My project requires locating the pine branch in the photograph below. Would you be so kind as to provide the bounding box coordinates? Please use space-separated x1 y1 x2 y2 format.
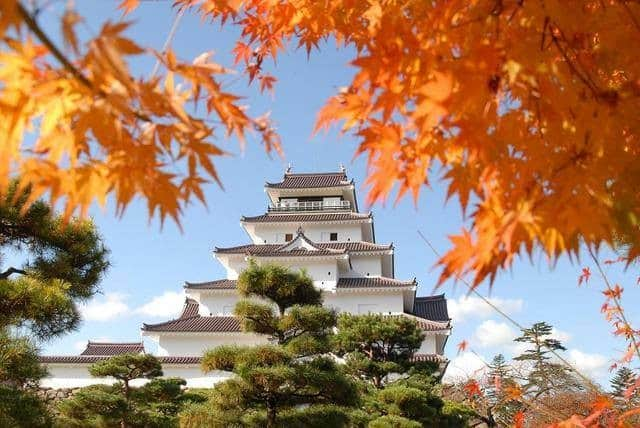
0 267 27 279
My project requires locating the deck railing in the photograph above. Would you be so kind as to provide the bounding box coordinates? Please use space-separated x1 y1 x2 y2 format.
268 200 351 212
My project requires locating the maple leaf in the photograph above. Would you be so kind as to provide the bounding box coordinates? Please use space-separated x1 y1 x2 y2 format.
463 379 482 398
118 0 139 15
457 340 468 355
602 284 623 300
513 411 525 428
578 267 591 286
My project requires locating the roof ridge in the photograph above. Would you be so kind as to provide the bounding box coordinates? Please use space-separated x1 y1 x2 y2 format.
87 341 143 345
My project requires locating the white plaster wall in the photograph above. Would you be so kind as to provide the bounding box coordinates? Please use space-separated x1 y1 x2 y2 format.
223 257 338 290
417 335 437 355
197 294 239 316
41 365 232 389
343 255 382 277
251 223 363 244
161 367 232 388
156 334 267 357
323 291 405 314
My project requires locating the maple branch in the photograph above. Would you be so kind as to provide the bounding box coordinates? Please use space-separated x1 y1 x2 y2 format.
417 230 599 391
17 1 93 89
587 246 640 364
17 2 152 123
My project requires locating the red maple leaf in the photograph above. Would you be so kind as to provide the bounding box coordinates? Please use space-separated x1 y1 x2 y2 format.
578 267 591 286
457 340 468 355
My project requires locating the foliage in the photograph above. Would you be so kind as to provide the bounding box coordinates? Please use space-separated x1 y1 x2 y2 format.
3 0 640 286
513 321 582 398
0 332 51 427
235 259 335 354
0 183 108 426
58 354 203 428
333 313 425 388
0 181 109 338
611 367 637 400
198 263 358 428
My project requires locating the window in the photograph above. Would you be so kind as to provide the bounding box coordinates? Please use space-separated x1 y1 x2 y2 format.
329 232 338 241
285 233 293 242
222 305 234 316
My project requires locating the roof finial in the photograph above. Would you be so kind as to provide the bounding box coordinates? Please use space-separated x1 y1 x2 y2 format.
296 226 304 235
339 163 346 173
286 162 292 174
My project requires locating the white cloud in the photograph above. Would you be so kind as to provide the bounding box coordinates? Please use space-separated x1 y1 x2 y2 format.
443 351 488 383
80 293 130 322
448 296 524 323
135 291 184 318
473 320 517 348
567 349 608 380
550 327 571 344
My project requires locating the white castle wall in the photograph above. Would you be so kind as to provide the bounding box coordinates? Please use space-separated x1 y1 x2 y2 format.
222 257 338 290
323 291 405 314
248 223 363 244
193 293 239 316
41 365 231 389
344 255 383 277
154 333 267 357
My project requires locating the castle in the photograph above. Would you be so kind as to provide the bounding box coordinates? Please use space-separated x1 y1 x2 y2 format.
41 169 451 388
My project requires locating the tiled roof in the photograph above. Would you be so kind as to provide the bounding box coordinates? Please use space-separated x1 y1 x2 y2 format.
391 314 450 332
241 212 371 223
143 296 241 333
215 241 391 256
39 355 202 365
336 277 415 289
142 316 241 333
181 298 200 318
184 279 237 290
158 356 201 364
266 172 351 189
412 294 449 322
80 342 144 356
411 353 448 363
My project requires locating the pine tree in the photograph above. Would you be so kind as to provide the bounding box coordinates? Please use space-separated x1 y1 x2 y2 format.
197 261 358 428
0 181 109 426
58 354 203 428
513 322 581 398
611 366 638 405
333 313 426 388
0 181 109 338
0 332 51 427
484 354 523 427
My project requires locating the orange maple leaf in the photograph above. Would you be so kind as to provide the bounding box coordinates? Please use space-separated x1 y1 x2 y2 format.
513 411 525 428
118 0 139 15
463 379 482 398
457 340 468 355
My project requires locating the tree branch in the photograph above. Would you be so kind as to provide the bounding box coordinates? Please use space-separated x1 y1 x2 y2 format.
0 267 27 279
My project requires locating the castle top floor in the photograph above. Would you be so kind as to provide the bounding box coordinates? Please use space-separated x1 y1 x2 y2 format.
264 169 359 214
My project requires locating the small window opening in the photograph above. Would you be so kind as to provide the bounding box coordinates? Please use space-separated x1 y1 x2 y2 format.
329 232 338 241
285 233 293 242
328 271 331 276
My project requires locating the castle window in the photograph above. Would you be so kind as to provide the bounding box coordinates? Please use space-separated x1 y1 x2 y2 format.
285 233 293 242
330 232 338 241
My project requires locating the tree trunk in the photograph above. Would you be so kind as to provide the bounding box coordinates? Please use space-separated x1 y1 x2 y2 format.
121 380 130 428
266 403 277 428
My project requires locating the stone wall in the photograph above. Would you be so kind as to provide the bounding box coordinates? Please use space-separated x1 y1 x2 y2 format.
36 387 79 414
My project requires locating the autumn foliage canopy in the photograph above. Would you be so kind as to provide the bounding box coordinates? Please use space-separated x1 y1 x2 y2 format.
1 0 639 286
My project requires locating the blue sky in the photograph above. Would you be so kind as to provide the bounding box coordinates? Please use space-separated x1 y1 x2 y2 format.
34 2 639 388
